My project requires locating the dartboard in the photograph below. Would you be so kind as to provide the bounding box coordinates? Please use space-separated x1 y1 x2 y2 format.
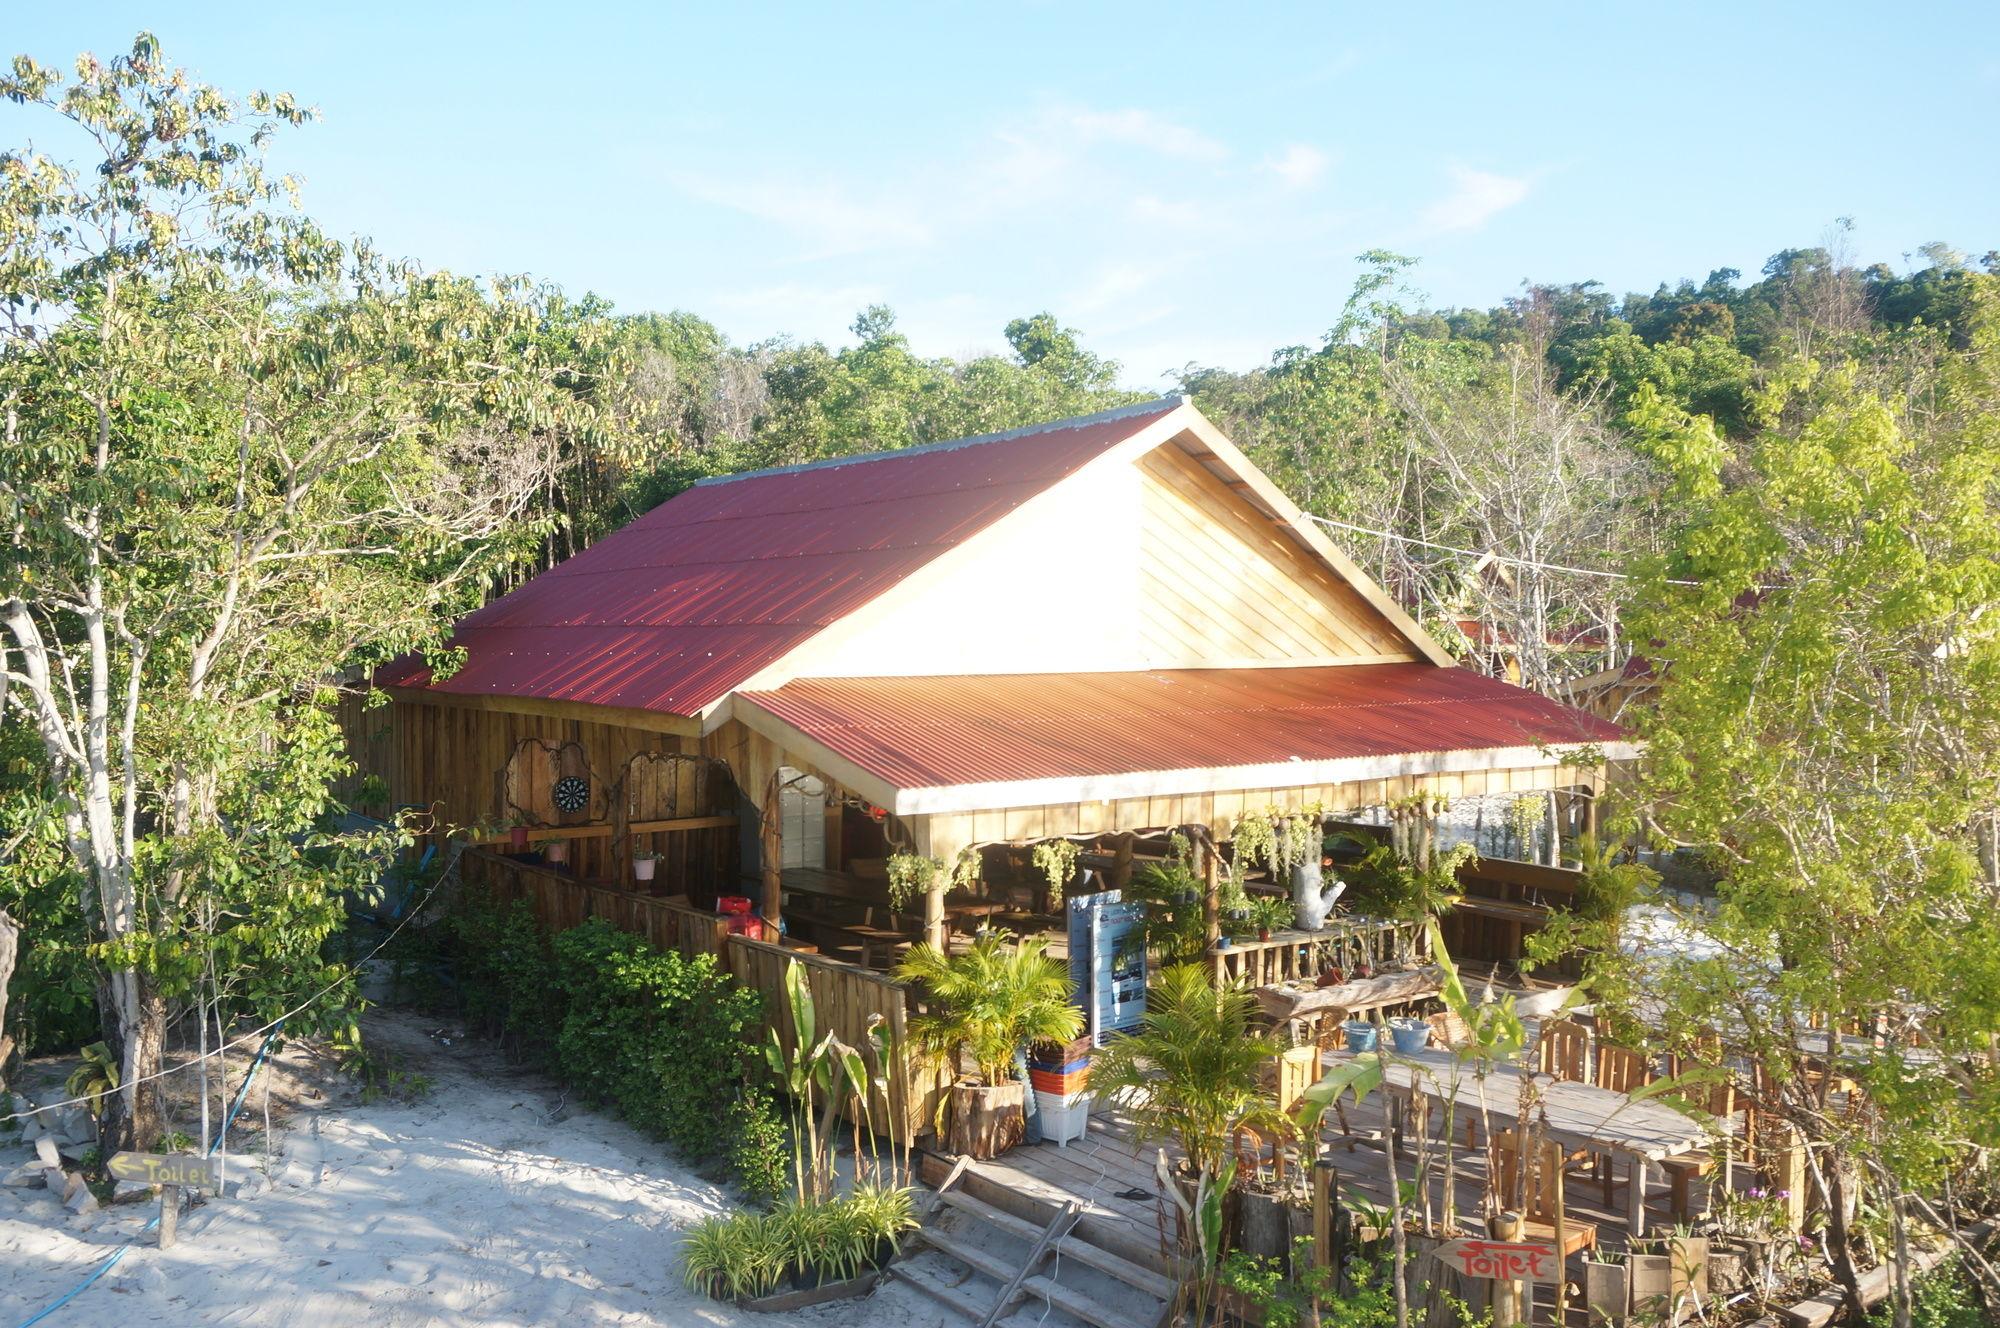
552 775 590 814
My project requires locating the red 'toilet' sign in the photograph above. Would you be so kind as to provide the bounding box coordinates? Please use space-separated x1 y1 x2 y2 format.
1432 1239 1564 1283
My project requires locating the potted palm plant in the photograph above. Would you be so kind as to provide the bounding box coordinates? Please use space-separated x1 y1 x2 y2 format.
1088 965 1283 1182
895 931 1083 1160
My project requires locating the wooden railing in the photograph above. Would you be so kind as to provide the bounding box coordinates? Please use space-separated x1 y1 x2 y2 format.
728 935 950 1144
1212 917 1430 988
459 847 730 963
456 847 943 1142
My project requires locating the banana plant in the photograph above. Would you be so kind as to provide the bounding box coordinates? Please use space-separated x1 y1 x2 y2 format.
763 960 871 1202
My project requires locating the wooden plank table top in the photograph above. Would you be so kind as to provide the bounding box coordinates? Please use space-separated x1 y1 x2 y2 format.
1343 1045 1718 1236
1253 965 1444 1023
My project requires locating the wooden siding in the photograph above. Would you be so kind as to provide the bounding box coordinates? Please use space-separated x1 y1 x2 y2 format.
350 698 739 888
1135 441 1417 665
911 760 1602 857
772 430 1422 684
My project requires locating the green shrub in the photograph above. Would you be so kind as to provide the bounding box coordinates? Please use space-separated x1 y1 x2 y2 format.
728 1085 789 1204
548 918 764 1156
449 893 552 1052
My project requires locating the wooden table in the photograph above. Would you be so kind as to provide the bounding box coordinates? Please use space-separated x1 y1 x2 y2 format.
1254 966 1444 1025
1353 1046 1718 1237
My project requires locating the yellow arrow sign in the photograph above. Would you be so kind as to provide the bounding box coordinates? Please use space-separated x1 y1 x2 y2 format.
106 1152 222 1191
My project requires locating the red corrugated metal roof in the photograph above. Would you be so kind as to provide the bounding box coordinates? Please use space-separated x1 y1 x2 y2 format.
376 397 1185 715
738 664 1626 793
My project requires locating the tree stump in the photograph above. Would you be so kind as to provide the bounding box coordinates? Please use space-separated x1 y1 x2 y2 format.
947 1082 1025 1159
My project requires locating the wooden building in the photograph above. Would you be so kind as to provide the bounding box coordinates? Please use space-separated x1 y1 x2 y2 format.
358 395 1633 953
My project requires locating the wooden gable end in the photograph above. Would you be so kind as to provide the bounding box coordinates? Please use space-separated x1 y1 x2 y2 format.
1134 440 1421 666
749 411 1438 690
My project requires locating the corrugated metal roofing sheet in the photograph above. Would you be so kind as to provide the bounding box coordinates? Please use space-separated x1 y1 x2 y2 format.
738 664 1626 792
376 397 1185 715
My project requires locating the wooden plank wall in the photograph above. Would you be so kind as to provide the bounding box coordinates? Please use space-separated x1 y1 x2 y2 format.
330 690 394 817
362 699 739 888
462 848 732 964
1136 441 1416 665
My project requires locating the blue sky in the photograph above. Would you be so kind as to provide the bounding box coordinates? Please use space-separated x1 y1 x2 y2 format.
8 4 1998 387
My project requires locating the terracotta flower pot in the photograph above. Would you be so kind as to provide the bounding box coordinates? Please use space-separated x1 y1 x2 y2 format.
947 1080 1026 1159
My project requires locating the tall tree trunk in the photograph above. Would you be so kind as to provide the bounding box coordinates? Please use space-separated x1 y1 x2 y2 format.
1823 1150 1868 1322
0 909 17 1085
97 975 165 1151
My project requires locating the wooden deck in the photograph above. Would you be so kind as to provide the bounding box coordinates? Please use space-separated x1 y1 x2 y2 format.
970 1081 1727 1262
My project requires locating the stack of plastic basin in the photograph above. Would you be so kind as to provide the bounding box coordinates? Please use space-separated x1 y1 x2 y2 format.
1028 1038 1092 1147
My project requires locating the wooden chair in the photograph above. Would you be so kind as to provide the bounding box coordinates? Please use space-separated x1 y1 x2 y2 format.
1535 1019 1591 1084
1492 1129 1598 1259
1659 1078 1735 1222
1592 1043 1657 1206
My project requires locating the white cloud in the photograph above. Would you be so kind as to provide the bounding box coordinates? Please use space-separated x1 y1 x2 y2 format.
1420 166 1532 234
708 282 889 343
1263 143 1329 190
669 174 930 258
1046 104 1229 162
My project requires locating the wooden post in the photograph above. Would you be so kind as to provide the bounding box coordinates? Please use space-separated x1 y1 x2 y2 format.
1111 833 1135 890
1200 827 1221 946
157 1185 178 1248
924 875 946 951
1490 1210 1525 1328
760 773 783 938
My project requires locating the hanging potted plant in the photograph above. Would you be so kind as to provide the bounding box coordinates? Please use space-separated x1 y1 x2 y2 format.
1031 839 1082 909
895 931 1083 1160
508 818 531 853
538 835 569 867
633 848 658 883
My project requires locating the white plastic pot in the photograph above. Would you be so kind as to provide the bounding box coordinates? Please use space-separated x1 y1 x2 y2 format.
1034 1090 1091 1148
634 857 657 882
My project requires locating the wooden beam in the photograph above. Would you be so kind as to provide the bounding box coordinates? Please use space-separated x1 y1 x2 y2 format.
382 686 700 738
461 814 736 846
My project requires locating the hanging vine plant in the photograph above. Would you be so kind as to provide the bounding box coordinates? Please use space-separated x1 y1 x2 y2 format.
1031 839 1081 907
1228 806 1330 879
885 853 944 913
885 849 983 913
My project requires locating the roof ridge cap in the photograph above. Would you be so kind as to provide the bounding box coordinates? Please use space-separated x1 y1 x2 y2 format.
691 394 1186 489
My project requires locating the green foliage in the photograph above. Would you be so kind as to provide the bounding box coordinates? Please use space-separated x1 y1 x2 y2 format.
64 1043 120 1122
1031 839 1081 905
1122 839 1211 966
440 897 774 1195
450 894 554 1049
1087 965 1281 1177
1337 837 1471 922
550 918 765 1154
678 1184 917 1300
1865 1261 1988 1328
1246 895 1296 934
726 1086 789 1205
895 931 1081 1087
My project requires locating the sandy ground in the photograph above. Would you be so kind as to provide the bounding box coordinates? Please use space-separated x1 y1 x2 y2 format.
0 1008 988 1328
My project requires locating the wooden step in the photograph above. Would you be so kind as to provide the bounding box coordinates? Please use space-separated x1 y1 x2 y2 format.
1021 1272 1152 1328
1045 1234 1176 1302
918 1227 1023 1284
941 1177 1176 1298
939 1187 1048 1243
890 1261 994 1320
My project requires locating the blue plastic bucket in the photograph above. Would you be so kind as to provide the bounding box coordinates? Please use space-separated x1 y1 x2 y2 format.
1343 1021 1379 1053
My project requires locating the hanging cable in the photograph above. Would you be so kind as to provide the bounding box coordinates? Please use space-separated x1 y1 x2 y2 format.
1306 513 1707 587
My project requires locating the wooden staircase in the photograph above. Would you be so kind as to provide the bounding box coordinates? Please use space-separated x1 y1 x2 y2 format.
894 1157 1177 1328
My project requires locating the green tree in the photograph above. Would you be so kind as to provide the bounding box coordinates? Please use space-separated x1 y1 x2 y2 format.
1629 290 2000 1317
0 36 601 1147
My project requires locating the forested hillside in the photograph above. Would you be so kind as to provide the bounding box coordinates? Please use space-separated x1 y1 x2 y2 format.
522 237 2000 695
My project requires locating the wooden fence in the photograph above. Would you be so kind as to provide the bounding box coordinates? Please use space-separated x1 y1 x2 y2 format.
460 847 731 963
455 846 944 1142
1212 917 1430 988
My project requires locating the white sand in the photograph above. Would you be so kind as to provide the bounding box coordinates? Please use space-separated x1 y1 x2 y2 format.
0 1009 979 1328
